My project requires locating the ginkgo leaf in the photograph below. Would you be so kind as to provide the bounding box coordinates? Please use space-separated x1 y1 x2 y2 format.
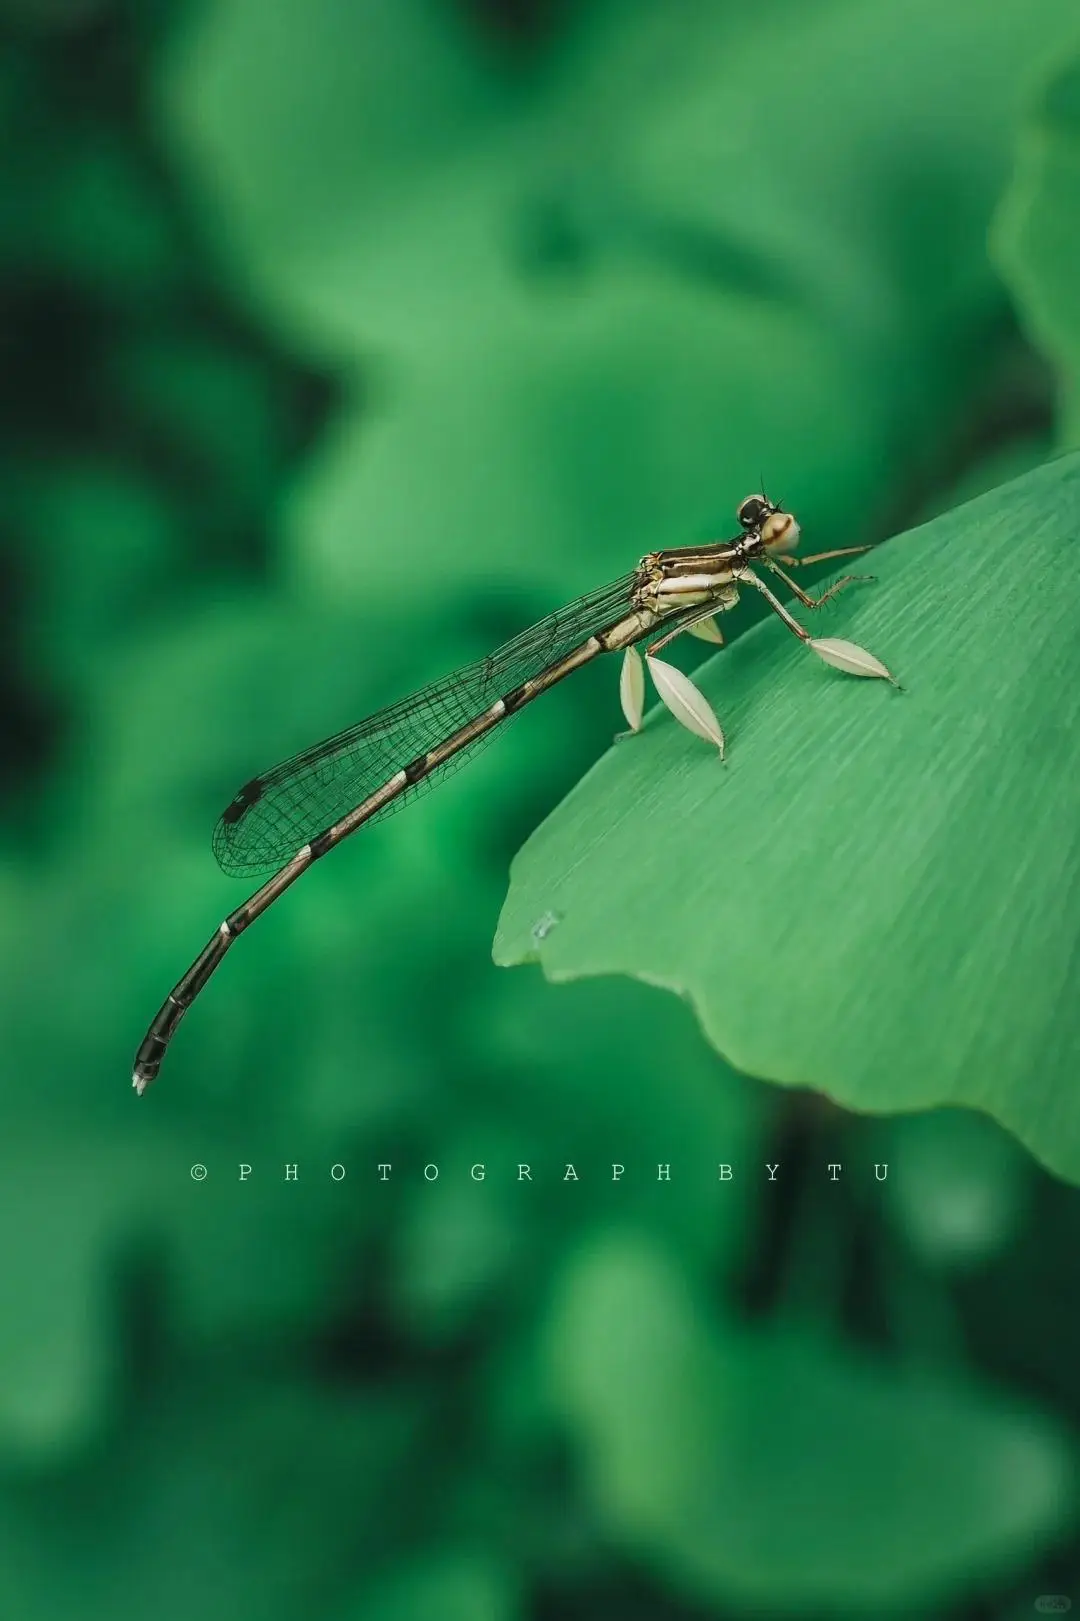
647 656 725 754
809 636 897 683
495 454 1080 1183
619 645 646 732
994 48 1080 442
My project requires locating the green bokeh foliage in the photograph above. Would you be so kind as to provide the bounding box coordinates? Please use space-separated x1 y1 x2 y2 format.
2 1 1080 1617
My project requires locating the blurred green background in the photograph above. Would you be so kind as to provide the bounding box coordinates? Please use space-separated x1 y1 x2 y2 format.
3 0 1080 1616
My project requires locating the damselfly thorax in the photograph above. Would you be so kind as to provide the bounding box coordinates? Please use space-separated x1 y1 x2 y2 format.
639 503 802 613
132 493 895 1095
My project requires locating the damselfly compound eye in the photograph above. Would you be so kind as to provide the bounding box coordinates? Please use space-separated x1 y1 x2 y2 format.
737 494 770 530
761 510 800 551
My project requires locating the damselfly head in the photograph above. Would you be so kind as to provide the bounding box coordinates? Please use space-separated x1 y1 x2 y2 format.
737 493 800 551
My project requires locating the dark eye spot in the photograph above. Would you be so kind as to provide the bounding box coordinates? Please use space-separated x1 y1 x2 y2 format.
737 495 767 529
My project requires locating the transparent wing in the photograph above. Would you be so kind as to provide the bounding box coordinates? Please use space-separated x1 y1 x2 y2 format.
212 571 641 876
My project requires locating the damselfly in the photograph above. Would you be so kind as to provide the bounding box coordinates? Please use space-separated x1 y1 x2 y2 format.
132 494 894 1093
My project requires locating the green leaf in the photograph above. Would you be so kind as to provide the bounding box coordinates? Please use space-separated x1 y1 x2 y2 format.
496 452 1080 1182
0 1369 425 1621
881 1108 1031 1273
995 43 1080 443
342 1553 519 1621
163 0 1077 617
545 1234 1076 1609
284 279 887 608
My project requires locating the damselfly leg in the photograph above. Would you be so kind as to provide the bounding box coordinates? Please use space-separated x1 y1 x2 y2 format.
740 567 816 643
765 559 876 612
742 567 898 684
771 544 873 568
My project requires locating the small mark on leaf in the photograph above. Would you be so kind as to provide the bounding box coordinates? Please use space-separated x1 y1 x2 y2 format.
532 910 562 944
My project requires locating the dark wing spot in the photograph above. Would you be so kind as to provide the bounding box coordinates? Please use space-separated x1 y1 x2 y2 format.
221 778 264 825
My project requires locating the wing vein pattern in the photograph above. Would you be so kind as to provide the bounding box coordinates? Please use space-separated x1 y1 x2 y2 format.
212 570 641 876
